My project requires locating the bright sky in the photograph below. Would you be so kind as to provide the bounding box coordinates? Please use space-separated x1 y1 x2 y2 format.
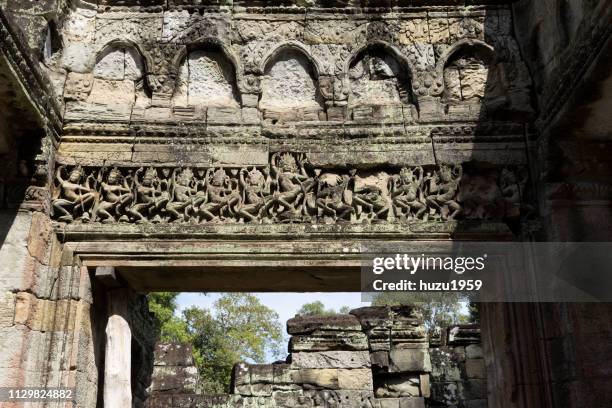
175 292 371 335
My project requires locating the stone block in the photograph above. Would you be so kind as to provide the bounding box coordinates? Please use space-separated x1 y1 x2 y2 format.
291 351 371 369
465 359 486 379
172 105 195 118
146 395 172 408
447 325 481 345
13 292 35 326
233 363 250 387
144 106 173 121
0 212 33 293
379 398 400 408
290 331 369 352
375 375 421 398
208 107 241 124
287 314 362 335
389 348 432 373
420 374 430 398
152 92 172 108
262 108 296 123
399 397 426 408
241 93 259 107
0 292 15 328
458 379 487 400
337 369 373 390
208 144 268 167
150 365 199 393
327 106 347 121
273 363 292 384
27 212 52 264
251 383 272 396
402 105 416 123
235 383 253 396
63 72 93 101
291 368 339 389
241 107 260 124
333 390 377 405
351 306 421 329
273 390 307 406
250 364 274 383
466 344 483 359
154 342 194 366
373 105 403 122
371 351 390 371
416 97 444 122
352 106 373 122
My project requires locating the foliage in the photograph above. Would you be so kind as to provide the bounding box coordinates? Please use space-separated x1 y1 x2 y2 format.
296 301 351 316
372 292 471 336
147 292 190 342
147 293 284 393
182 307 235 393
213 293 284 363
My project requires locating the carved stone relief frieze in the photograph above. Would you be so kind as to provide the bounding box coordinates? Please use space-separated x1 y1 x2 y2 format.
51 154 528 225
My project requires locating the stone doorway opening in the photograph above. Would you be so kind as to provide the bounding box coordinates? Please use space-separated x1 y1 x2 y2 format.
90 263 483 408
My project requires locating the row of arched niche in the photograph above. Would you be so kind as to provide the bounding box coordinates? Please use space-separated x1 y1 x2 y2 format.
85 40 496 121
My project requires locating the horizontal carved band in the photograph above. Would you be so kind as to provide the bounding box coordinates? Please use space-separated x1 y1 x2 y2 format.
51 153 527 225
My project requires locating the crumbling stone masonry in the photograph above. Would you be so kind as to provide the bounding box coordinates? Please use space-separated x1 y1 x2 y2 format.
429 325 486 408
146 308 488 408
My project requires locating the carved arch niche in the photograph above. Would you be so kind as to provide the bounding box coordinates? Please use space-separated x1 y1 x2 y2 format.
442 43 504 118
172 45 240 117
85 44 150 121
259 47 325 124
348 45 416 122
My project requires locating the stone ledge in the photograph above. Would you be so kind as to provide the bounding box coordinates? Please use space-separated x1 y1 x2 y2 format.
56 220 513 241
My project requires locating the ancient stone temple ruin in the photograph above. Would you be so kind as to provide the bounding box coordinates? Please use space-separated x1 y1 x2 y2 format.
0 0 611 407
145 307 487 408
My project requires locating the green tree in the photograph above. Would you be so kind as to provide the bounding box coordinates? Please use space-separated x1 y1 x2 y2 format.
213 293 284 364
182 307 235 393
372 292 470 336
296 301 351 316
147 292 190 342
148 293 284 393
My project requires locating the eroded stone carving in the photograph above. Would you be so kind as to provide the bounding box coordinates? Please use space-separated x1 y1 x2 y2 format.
173 49 239 112
458 166 529 221
51 155 528 225
260 49 324 123
66 45 150 121
443 51 490 102
348 48 414 122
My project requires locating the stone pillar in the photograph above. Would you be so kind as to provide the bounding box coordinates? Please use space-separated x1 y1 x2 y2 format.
98 267 132 407
104 313 132 407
